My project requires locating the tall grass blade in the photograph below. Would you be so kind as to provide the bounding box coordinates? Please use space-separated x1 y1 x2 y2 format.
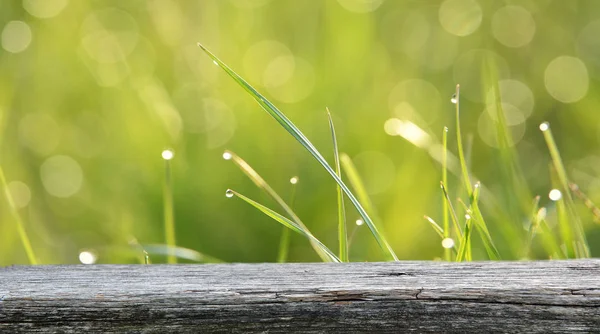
0 165 37 264
453 84 473 196
455 215 472 262
536 208 567 259
339 153 376 216
442 127 450 261
277 176 298 263
224 151 330 262
327 109 348 262
227 189 341 262
162 150 177 264
440 182 462 238
541 123 589 258
199 43 397 261
469 182 501 260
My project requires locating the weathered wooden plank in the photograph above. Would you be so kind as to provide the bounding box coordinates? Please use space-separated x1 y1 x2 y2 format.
0 260 599 333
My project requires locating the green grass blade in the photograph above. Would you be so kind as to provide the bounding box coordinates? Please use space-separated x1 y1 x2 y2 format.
424 215 444 239
0 165 37 264
162 150 177 264
224 151 331 262
453 84 473 196
536 209 567 259
455 215 472 262
277 176 298 263
227 189 340 262
200 44 397 261
327 109 348 262
142 244 224 263
469 182 501 260
541 123 589 258
440 182 462 238
340 153 376 216
442 126 450 261
524 196 541 258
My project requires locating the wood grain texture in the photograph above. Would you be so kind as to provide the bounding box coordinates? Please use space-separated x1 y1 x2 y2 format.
1 260 599 333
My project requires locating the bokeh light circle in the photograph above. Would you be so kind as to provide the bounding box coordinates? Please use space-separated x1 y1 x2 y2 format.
492 6 536 48
544 56 589 103
438 0 482 37
1 21 32 53
40 155 84 198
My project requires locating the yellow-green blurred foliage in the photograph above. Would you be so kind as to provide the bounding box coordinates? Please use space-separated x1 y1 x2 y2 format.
1 0 599 264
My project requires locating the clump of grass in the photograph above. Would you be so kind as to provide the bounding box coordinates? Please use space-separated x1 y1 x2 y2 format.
0 165 37 264
200 43 597 263
199 43 397 261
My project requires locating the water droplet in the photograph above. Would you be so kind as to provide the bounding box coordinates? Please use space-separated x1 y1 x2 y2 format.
212 60 218 66
289 176 299 184
441 238 455 249
539 122 549 132
444 126 449 132
450 94 458 104
355 219 364 226
225 189 234 198
161 149 174 160
79 250 97 264
465 214 471 220
222 151 232 160
549 189 562 201
474 182 481 188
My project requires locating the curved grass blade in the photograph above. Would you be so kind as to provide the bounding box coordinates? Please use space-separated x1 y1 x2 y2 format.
424 215 444 239
0 165 37 264
228 189 340 262
200 43 397 261
327 109 348 262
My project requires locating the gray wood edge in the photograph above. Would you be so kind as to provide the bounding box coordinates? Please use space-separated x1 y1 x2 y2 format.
1 260 599 333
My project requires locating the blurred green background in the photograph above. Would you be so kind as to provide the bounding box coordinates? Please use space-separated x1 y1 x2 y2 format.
1 0 599 264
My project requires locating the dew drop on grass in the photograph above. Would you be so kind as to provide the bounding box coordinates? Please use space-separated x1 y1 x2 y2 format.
161 149 174 160
549 189 562 201
355 219 364 226
79 250 97 264
225 189 234 198
465 214 471 220
213 60 218 66
441 238 455 249
222 151 232 160
444 126 448 132
289 176 298 184
450 94 458 104
539 122 549 132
